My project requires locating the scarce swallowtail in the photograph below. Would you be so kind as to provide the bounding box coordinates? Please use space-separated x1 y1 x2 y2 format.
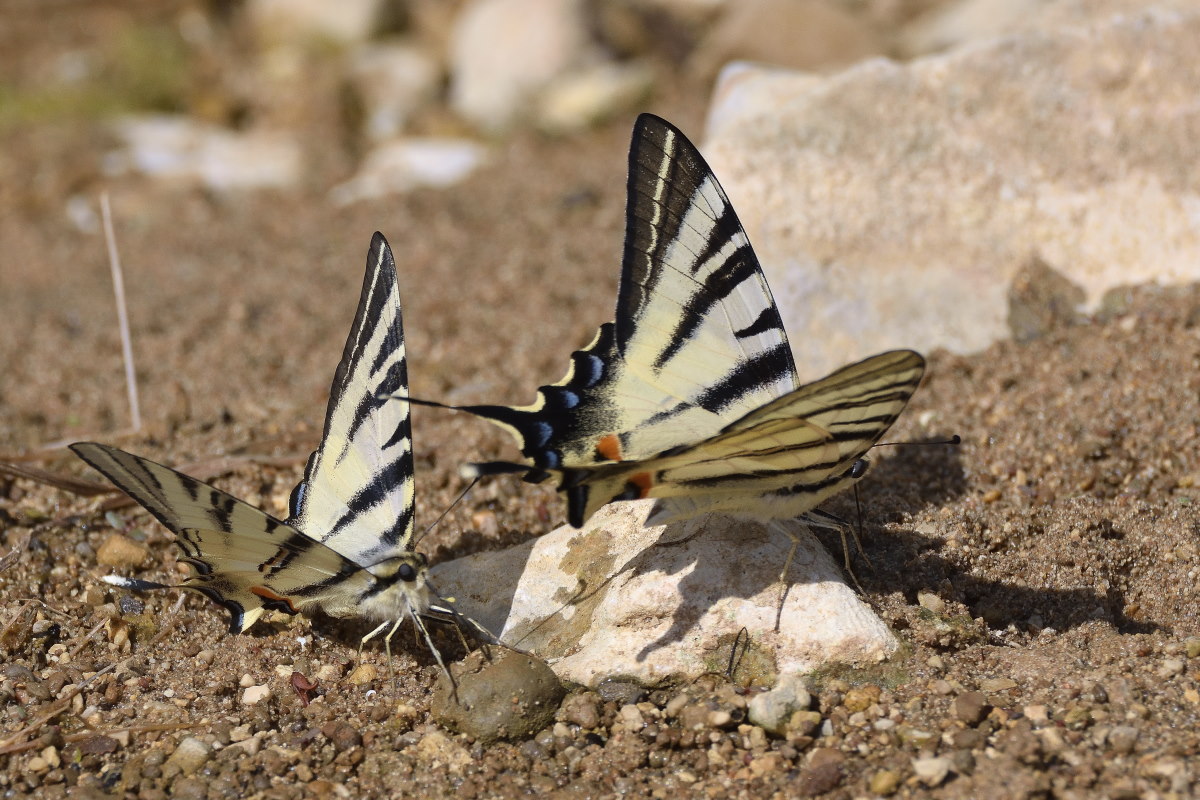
72 233 473 668
409 114 926 529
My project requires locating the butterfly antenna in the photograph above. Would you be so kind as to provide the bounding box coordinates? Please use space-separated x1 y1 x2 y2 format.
414 477 479 548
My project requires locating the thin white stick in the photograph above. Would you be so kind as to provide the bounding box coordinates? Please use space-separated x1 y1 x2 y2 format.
100 192 141 433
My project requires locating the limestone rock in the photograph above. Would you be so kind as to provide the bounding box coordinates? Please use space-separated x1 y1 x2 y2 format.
704 8 1200 377
108 115 302 192
449 0 600 131
432 501 897 687
329 138 489 205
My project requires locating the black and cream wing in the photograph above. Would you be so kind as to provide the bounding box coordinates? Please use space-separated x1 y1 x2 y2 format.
289 232 416 565
446 113 798 473
70 443 378 633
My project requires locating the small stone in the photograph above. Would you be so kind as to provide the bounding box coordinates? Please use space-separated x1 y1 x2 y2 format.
897 725 937 747
560 692 601 729
797 748 844 794
917 590 946 614
842 684 880 713
953 691 989 725
678 703 710 731
706 710 733 729
346 664 377 686
748 674 812 736
321 721 362 751
241 685 271 706
787 710 823 737
748 751 784 778
596 680 646 706
196 650 215 667
314 664 342 683
41 745 60 769
912 755 952 786
413 730 472 775
228 725 252 743
1184 637 1200 659
430 649 565 743
869 769 901 795
1158 658 1184 678
950 748 975 775
166 737 211 776
1062 705 1091 729
1023 704 1049 723
238 674 255 688
96 534 149 569
979 678 1018 692
1107 725 1139 755
617 704 644 732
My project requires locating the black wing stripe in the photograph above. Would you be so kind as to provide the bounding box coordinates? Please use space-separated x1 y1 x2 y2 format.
694 342 794 413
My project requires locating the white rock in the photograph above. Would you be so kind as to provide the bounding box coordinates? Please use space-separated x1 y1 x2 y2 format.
166 737 211 776
241 684 271 706
703 8 1200 378
912 755 953 786
536 61 654 134
449 0 600 131
329 138 489 205
747 674 813 735
108 115 302 192
432 501 897 687
247 0 385 48
347 42 442 143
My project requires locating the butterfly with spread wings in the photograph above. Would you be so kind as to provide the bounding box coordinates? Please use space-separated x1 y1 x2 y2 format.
73 233 479 672
406 114 925 530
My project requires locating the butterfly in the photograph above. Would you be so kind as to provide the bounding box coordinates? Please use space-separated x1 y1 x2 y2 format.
405 114 926 530
72 232 478 673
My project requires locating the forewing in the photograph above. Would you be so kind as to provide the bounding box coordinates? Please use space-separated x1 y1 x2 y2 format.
291 233 416 564
459 114 798 475
71 442 369 632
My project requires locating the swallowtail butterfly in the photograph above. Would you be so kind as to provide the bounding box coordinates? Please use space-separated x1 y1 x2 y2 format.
73 233 473 668
409 114 926 529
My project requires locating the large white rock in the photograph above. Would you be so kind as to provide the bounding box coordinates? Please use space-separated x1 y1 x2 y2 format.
329 138 489 205
107 115 302 192
449 0 601 132
703 7 1200 378
432 501 897 687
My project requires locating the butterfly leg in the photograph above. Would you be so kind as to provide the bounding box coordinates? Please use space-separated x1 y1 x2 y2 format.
771 520 802 632
358 620 391 665
405 602 458 702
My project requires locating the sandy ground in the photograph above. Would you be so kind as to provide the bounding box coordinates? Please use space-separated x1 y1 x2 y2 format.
1 6 1199 800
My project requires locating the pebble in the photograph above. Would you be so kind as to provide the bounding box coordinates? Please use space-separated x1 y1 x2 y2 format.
797 748 844 794
321 721 362 751
1023 704 1049 723
238 674 256 688
842 684 880 713
96 534 150 569
912 755 952 786
559 692 601 729
617 704 644 732
596 679 646 706
1184 637 1200 659
241 685 271 706
430 648 565 743
166 737 212 776
747 675 813 737
1157 658 1184 678
869 769 901 795
413 730 473 775
953 691 989 725
747 751 784 778
979 677 1018 692
917 590 947 614
346 664 377 686
1107 725 1139 755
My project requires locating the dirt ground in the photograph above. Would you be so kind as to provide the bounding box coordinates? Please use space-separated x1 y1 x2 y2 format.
2 4 1199 800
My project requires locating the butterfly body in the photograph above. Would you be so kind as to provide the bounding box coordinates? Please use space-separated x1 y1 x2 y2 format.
74 234 460 656
438 114 925 528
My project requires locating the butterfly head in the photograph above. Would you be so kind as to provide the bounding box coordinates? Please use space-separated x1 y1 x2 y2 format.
353 552 434 621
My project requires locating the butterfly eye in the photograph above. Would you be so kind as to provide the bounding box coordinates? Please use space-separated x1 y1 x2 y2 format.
397 563 417 582
849 459 869 479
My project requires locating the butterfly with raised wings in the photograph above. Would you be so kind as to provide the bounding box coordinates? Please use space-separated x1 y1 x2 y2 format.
407 114 925 529
73 233 478 671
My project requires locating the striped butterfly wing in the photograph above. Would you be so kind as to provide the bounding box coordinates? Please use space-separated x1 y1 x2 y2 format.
70 443 379 633
550 350 926 526
289 232 417 566
73 233 426 631
457 114 799 499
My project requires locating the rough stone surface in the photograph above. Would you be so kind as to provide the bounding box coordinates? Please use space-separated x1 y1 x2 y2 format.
96 534 149 569
330 138 489 205
704 8 1200 377
449 0 599 131
431 649 565 743
432 501 897 687
165 738 211 777
747 674 813 735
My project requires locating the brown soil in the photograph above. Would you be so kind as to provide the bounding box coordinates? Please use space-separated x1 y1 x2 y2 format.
1 5 1198 799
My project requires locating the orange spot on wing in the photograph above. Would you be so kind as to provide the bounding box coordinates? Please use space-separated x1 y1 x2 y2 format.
596 434 623 461
250 586 300 613
629 472 653 498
